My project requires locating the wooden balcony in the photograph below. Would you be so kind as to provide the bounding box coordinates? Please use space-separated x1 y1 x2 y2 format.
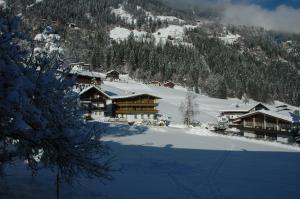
231 125 292 134
115 109 158 114
114 103 159 107
81 98 105 103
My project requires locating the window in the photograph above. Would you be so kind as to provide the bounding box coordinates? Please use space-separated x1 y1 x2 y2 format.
134 114 137 119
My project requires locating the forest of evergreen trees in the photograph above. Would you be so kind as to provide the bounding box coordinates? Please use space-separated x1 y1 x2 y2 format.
7 0 300 106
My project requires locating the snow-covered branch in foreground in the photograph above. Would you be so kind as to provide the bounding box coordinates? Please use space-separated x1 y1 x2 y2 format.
0 12 112 189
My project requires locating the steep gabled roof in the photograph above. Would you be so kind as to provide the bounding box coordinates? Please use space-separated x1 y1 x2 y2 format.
69 69 105 79
110 93 162 100
234 110 293 123
221 103 269 113
79 85 111 99
106 70 119 74
79 86 162 100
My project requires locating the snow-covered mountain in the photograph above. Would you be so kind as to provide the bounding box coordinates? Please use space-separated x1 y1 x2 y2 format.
7 0 300 107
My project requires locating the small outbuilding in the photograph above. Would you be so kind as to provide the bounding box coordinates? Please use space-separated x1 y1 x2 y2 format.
106 70 120 81
163 81 175 89
149 81 161 86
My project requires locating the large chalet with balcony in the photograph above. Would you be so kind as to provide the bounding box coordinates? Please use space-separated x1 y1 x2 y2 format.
220 103 269 123
66 62 104 87
221 103 300 143
78 86 161 121
232 110 295 143
111 94 161 121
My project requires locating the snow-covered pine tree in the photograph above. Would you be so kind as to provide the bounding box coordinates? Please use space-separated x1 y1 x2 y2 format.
0 10 112 196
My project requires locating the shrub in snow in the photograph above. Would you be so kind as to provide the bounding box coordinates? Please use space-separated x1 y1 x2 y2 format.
0 11 112 195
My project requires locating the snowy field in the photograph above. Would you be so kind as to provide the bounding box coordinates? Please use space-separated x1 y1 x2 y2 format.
2 77 300 199
102 76 297 125
1 124 300 199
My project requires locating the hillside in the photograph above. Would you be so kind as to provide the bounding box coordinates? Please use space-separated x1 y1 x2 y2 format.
7 0 300 106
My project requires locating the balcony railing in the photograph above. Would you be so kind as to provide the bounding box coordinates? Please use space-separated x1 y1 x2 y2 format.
115 109 158 114
114 103 159 107
81 98 104 102
233 123 292 133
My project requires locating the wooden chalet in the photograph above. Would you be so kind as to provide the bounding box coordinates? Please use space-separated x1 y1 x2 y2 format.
220 103 269 123
79 86 111 119
111 94 162 121
70 62 93 71
106 70 120 80
78 86 162 121
163 81 175 89
149 81 161 86
67 70 103 85
232 110 294 143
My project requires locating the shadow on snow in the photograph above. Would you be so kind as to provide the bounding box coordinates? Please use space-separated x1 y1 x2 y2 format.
1 140 300 199
87 121 149 137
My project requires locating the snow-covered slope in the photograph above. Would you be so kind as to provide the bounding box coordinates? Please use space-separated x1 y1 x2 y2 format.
102 76 298 125
109 4 196 46
111 4 136 24
2 74 300 199
110 27 148 42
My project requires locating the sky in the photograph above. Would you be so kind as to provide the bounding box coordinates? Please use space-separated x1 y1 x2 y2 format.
165 0 300 33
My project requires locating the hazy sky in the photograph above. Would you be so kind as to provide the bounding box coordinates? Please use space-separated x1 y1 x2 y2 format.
165 0 300 33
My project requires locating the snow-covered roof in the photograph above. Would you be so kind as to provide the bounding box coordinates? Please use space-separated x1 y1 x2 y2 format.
235 110 293 123
69 69 105 79
106 70 119 74
79 85 161 100
110 93 162 100
79 85 111 98
221 103 269 113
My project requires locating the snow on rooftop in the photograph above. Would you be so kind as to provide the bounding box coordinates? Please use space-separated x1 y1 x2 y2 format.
110 93 161 100
69 69 105 79
79 85 111 98
236 109 293 123
220 103 269 113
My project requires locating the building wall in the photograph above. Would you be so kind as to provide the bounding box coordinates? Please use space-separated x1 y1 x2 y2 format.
116 113 156 121
91 111 105 120
244 131 257 138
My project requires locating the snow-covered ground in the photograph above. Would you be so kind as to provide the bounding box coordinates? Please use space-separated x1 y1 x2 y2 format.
109 4 196 46
102 76 297 124
110 27 148 42
2 123 300 199
111 4 136 24
2 76 300 199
